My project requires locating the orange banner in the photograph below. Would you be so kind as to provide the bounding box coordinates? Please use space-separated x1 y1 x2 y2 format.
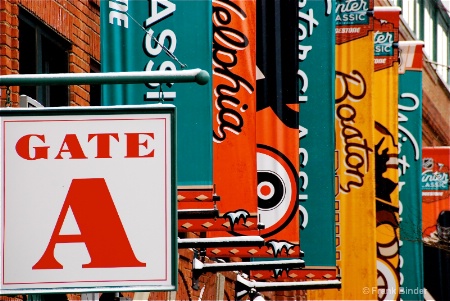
179 0 258 232
205 0 301 259
211 0 258 229
252 0 300 256
422 147 450 243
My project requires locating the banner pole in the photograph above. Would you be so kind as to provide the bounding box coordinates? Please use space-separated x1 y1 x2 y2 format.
0 69 210 87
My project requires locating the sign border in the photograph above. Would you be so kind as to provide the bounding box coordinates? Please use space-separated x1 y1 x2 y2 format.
0 104 177 294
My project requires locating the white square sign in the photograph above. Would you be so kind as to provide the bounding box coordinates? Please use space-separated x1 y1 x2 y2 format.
0 105 176 294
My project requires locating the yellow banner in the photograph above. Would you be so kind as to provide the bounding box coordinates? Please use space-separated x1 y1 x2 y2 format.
334 33 377 301
373 7 401 301
310 4 377 298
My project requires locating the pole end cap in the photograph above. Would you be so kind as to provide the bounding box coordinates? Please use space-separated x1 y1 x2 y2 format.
195 70 210 85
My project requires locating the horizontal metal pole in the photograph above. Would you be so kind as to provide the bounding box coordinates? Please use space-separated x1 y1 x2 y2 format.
192 258 305 291
178 236 265 248
0 69 210 86
236 274 342 292
178 208 219 220
194 258 305 272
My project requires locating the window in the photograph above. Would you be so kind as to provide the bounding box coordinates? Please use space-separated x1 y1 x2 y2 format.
415 0 423 38
396 0 450 86
436 10 449 83
90 58 101 106
393 0 422 38
401 0 416 35
405 0 415 32
18 7 71 107
423 1 435 60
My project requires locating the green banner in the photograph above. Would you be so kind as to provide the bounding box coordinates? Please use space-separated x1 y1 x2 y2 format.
299 0 336 268
100 0 213 190
398 41 424 301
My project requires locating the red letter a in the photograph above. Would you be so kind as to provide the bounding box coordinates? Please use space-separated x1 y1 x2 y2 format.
33 178 146 269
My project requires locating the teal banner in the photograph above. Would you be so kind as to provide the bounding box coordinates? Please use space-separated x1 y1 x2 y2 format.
398 42 424 300
100 0 213 191
299 0 336 268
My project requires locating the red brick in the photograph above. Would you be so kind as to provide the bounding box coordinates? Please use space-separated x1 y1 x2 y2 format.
10 36 17 47
0 33 9 45
0 23 10 35
9 26 17 38
69 63 84 74
10 47 17 59
0 66 11 75
10 2 17 15
0 0 11 11
10 58 18 70
0 46 10 57
10 15 17 26
0 10 12 24
0 55 11 68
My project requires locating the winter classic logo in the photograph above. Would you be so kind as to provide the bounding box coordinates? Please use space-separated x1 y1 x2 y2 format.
422 156 450 203
374 31 394 56
422 163 449 191
336 0 369 25
335 0 373 44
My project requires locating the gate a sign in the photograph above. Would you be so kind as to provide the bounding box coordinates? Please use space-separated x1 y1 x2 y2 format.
0 105 176 294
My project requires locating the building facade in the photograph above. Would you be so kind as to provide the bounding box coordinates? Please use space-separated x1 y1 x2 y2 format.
385 0 449 147
1 0 449 300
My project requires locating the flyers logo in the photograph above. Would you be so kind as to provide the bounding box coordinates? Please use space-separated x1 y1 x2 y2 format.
257 144 298 237
266 240 296 257
223 209 250 231
377 259 400 301
375 121 398 203
376 209 400 301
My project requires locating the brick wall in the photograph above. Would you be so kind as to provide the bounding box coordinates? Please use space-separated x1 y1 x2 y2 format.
421 63 450 146
393 0 450 148
0 0 100 107
0 0 19 106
